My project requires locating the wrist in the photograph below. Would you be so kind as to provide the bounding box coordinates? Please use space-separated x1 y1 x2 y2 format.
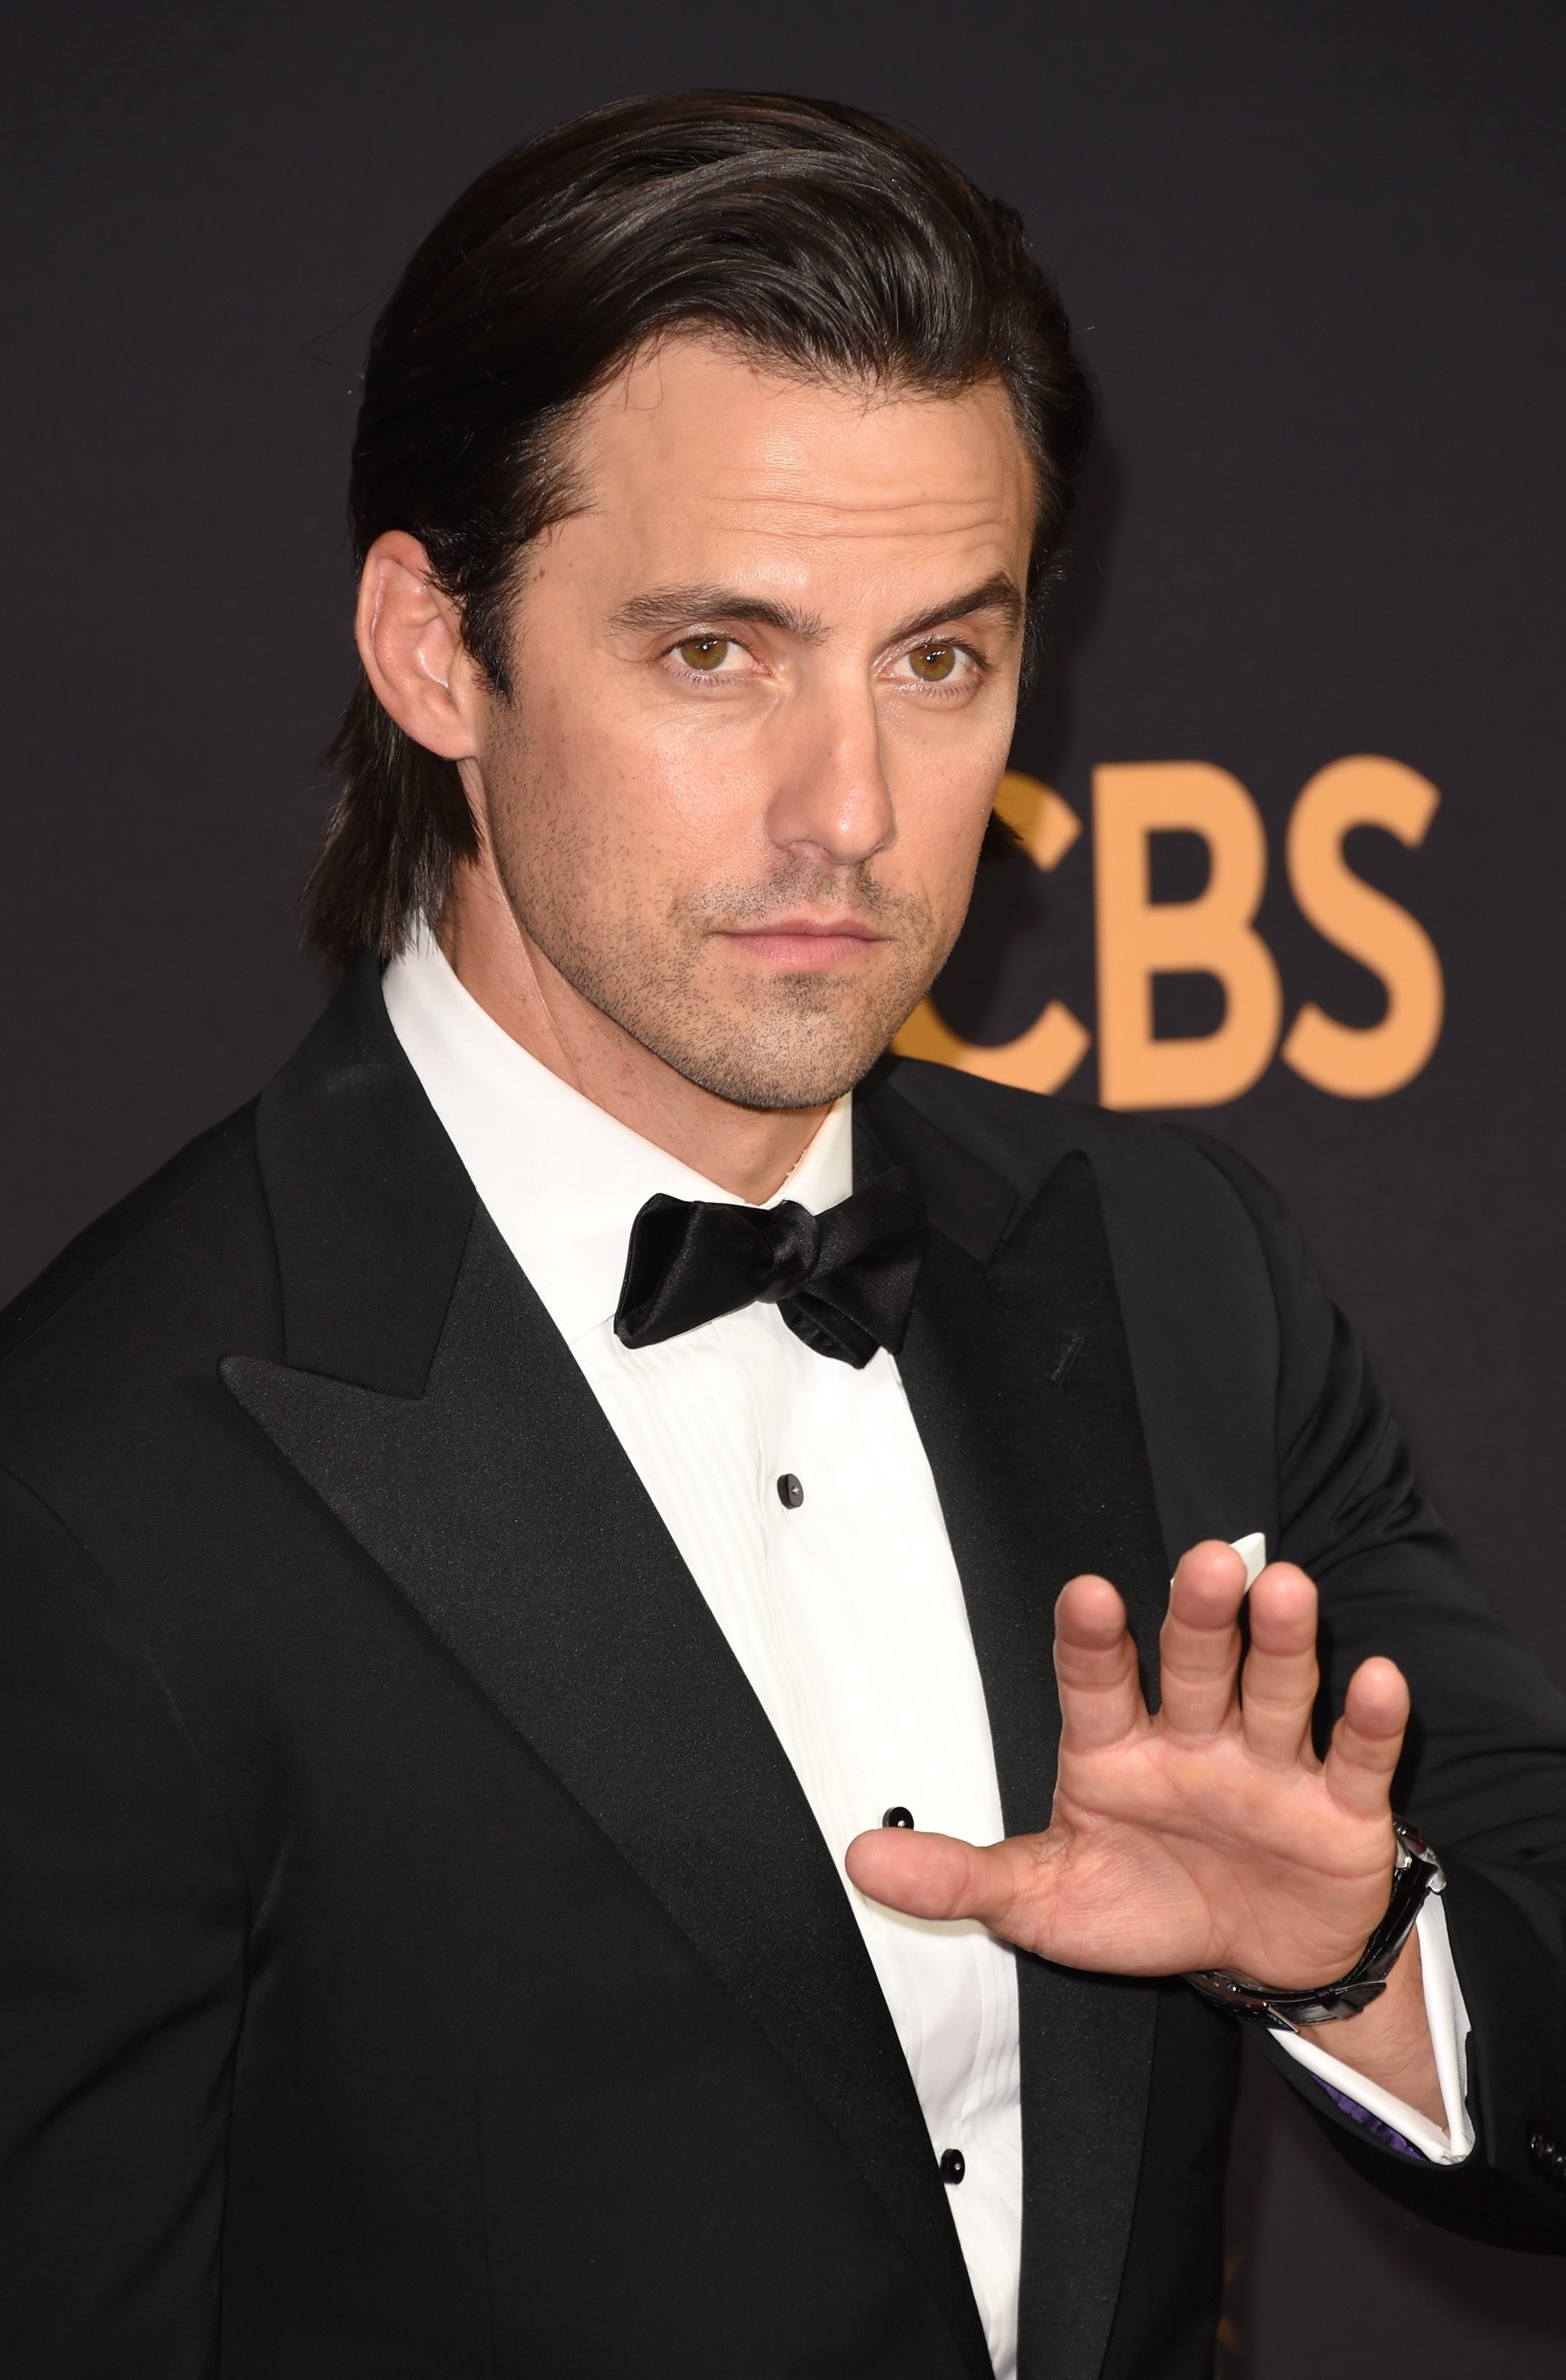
1297 1928 1446 2127
1181 1819 1445 2033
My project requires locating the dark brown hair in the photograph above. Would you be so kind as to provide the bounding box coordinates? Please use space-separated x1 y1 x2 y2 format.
305 90 1093 965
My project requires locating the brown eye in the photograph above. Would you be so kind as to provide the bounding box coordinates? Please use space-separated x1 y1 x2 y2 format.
908 643 958 682
677 635 731 672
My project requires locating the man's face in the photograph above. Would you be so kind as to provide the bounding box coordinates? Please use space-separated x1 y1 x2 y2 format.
466 335 1035 1110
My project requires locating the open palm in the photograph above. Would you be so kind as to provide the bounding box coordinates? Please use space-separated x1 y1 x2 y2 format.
846 1539 1408 1989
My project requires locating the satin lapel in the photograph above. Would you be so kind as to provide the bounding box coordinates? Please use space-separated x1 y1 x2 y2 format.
223 1205 990 2380
865 1094 1171 2380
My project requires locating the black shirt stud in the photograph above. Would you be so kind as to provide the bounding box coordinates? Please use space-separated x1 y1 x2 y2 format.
776 1473 804 1509
881 1806 915 1829
939 2148 965 2185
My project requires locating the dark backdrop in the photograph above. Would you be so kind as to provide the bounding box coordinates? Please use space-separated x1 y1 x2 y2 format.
4 3 1564 2369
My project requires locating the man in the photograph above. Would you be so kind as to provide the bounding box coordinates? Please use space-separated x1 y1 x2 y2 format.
2 89 1563 2380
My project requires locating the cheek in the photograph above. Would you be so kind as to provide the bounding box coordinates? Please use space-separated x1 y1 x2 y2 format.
510 689 770 904
889 747 1008 896
580 704 778 866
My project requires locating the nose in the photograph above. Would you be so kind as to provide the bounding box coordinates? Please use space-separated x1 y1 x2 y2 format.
762 676 895 869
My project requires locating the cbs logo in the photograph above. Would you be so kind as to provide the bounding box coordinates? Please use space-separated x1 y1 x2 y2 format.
896 756 1444 1107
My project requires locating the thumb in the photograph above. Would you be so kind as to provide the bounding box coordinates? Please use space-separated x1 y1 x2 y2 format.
845 1828 1020 1925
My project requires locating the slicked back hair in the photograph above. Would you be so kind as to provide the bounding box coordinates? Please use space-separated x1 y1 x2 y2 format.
305 90 1093 965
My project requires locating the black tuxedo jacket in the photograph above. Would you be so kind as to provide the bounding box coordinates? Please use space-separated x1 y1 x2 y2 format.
2 958 1564 2380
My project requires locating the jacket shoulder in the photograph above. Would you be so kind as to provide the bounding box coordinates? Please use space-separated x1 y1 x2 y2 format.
0 1104 272 1386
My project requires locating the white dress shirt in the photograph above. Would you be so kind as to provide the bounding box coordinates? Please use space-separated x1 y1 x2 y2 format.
383 935 1471 2376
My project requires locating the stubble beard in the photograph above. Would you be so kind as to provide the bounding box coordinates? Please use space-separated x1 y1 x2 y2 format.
489 801 954 1114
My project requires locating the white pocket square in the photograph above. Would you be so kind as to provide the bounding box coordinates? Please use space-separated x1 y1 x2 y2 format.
1231 1531 1267 1587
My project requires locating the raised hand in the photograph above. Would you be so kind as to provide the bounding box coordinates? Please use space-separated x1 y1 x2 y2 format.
846 1539 1409 1991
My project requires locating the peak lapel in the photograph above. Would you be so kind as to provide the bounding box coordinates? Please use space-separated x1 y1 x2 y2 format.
226 1192 990 2380
863 1088 1172 2380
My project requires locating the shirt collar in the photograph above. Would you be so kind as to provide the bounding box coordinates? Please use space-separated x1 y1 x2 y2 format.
382 934 854 1349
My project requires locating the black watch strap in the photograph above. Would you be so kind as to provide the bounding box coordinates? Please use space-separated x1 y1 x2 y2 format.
1181 1820 1445 2033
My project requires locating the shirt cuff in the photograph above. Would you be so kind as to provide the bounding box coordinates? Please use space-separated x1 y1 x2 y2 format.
1272 1895 1474 2164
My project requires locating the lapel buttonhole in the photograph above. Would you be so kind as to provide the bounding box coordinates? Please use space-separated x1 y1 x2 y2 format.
1048 1330 1086 1390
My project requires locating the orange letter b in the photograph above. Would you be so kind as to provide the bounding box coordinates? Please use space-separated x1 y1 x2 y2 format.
1094 762 1282 1110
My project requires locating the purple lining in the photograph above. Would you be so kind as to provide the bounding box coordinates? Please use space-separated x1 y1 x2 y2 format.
1317 2077 1425 2159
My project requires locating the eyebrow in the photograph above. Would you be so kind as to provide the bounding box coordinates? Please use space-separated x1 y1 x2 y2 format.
890 574 1025 643
611 585 828 641
608 571 1025 646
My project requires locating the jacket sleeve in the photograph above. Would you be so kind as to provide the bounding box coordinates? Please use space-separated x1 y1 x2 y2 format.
0 1464 248 2374
1177 1128 1566 2250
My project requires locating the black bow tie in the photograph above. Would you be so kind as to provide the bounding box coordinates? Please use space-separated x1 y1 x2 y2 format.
613 1165 926 1368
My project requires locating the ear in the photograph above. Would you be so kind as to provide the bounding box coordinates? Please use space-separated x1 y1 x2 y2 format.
355 530 485 760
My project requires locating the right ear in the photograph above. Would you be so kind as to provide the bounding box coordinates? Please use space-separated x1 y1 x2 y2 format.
354 531 486 760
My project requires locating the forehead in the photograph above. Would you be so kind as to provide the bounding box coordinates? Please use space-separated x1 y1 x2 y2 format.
558 335 1035 587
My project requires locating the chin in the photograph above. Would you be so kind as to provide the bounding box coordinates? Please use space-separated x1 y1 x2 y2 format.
600 950 937 1113
649 1010 896 1115
677 1054 869 1114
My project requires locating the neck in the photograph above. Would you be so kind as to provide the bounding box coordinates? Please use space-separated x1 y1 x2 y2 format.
437 871 831 1205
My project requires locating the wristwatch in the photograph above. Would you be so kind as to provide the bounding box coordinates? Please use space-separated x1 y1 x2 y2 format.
1182 1819 1446 2033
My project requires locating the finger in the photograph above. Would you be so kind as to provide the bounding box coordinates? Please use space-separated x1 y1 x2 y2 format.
844 1827 1024 1929
1322 1656 1410 1818
1054 1573 1147 1752
1238 1564 1320 1766
1157 1541 1247 1740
